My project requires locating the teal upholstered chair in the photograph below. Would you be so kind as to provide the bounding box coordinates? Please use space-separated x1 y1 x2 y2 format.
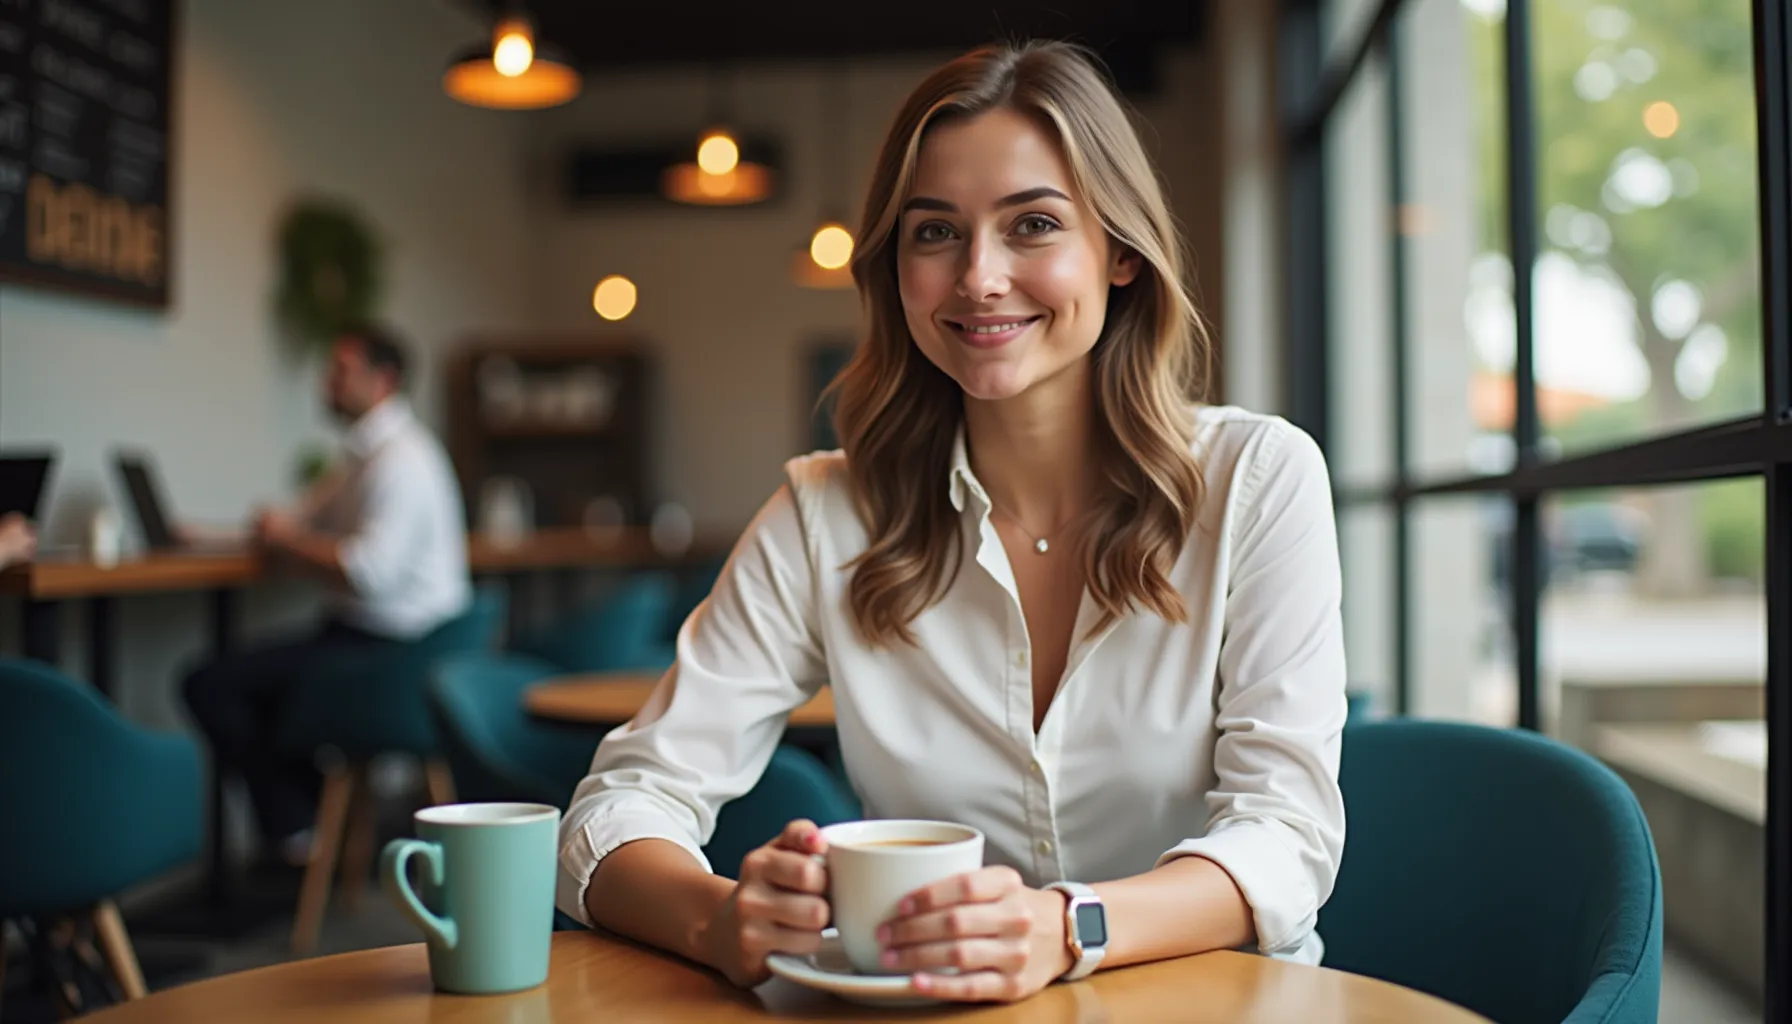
514 572 677 674
1319 719 1661 1024
704 744 861 880
0 657 201 1007
278 587 506 954
423 650 859 929
427 651 602 809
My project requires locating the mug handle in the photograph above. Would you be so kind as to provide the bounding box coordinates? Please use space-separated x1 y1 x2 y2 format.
381 839 459 950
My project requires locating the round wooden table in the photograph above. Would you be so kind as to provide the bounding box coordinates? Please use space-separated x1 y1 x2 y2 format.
526 672 836 728
81 930 1489 1023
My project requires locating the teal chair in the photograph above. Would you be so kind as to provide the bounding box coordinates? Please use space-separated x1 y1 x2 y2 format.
277 587 506 955
427 651 602 809
1319 720 1661 1024
704 743 862 880
423 650 858 929
514 572 677 673
0 657 201 1007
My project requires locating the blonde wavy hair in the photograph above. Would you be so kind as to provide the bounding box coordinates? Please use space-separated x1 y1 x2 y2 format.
831 40 1212 647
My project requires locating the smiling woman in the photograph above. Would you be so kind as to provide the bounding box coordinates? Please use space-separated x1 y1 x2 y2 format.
837 46 1209 646
562 40 1348 1009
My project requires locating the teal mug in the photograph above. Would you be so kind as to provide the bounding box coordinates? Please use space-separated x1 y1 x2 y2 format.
380 802 560 994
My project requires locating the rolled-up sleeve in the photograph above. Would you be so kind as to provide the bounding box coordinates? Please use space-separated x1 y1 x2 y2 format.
556 477 827 925
1155 422 1347 958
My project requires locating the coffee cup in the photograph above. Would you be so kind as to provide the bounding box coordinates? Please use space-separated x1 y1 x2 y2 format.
380 802 559 994
819 819 985 975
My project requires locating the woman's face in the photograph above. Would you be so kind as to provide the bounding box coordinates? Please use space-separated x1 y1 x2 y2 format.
897 106 1139 403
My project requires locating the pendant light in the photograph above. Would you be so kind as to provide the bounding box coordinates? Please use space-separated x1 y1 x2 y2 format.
791 66 855 289
443 9 581 110
663 66 773 206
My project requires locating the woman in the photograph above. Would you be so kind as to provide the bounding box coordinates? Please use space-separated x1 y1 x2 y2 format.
557 40 1346 1003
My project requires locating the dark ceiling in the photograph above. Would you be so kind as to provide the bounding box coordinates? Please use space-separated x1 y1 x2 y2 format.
464 1 1206 95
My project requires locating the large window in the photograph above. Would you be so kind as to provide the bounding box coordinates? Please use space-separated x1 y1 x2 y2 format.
1289 0 1790 1015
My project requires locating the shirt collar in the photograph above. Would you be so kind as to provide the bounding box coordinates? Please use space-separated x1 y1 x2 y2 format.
946 423 985 513
344 396 411 460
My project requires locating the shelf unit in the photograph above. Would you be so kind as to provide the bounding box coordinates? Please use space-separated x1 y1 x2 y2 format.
446 337 655 530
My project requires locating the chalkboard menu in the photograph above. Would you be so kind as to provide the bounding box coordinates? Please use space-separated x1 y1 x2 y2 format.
0 0 171 307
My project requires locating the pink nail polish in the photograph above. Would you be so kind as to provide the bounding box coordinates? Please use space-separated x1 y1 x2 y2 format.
881 950 898 968
876 925 890 943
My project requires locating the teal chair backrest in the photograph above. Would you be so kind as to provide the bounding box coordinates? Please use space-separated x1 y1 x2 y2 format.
428 648 857 883
705 744 861 880
427 651 602 808
1318 720 1661 1024
279 586 507 758
0 657 202 916
515 572 677 673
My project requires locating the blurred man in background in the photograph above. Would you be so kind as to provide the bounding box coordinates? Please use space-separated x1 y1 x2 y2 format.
182 326 469 869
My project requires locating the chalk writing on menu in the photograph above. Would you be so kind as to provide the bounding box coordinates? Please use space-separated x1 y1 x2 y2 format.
0 0 170 307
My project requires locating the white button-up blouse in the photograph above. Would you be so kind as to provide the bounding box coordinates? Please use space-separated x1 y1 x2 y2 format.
556 405 1348 964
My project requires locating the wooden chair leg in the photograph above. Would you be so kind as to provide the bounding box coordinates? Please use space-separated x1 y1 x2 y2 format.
90 901 146 1000
424 759 457 806
338 764 376 912
290 763 355 956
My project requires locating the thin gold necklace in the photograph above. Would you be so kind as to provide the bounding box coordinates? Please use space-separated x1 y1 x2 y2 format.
990 504 1076 555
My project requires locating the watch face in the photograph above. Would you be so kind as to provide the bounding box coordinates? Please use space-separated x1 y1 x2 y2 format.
1074 901 1108 948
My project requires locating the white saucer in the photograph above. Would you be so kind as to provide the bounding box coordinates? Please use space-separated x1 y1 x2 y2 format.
764 930 940 1008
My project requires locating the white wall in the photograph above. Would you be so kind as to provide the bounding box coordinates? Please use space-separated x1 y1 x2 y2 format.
521 47 1226 531
0 0 534 726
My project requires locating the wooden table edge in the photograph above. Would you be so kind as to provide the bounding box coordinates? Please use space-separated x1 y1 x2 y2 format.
523 675 836 728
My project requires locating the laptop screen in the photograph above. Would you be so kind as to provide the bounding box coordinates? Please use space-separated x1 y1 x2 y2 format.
116 455 176 550
0 454 53 519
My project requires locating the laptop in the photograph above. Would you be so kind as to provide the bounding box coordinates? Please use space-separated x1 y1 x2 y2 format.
113 452 242 554
0 452 54 520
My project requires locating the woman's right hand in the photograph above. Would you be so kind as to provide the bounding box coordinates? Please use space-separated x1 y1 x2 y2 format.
700 819 832 988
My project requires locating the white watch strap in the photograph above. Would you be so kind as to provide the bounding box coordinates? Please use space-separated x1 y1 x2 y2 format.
1045 881 1106 981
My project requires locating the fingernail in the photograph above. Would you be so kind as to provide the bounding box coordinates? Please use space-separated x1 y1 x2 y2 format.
898 897 915 914
875 924 890 943
912 974 931 992
881 950 899 968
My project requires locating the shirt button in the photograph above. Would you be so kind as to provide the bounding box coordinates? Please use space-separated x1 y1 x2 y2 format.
1037 839 1054 856
1015 651 1029 669
1029 760 1043 777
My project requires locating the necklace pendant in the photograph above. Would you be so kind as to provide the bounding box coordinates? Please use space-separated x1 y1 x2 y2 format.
1034 538 1050 554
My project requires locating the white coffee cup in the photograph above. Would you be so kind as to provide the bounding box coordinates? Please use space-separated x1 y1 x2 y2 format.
820 819 984 975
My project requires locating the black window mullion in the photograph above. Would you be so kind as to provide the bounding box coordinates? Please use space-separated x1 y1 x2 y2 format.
1752 0 1792 1016
1503 0 1542 732
1385 24 1413 717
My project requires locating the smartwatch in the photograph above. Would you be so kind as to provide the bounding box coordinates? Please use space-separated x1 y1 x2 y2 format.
1043 881 1107 981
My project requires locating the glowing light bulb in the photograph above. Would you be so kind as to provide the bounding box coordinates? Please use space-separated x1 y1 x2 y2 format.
592 275 637 321
491 19 534 77
697 132 740 175
809 224 854 270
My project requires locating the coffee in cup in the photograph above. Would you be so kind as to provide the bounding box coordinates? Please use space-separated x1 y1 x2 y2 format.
819 819 985 975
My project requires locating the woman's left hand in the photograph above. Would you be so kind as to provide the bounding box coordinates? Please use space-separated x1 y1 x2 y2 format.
876 866 1074 1003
